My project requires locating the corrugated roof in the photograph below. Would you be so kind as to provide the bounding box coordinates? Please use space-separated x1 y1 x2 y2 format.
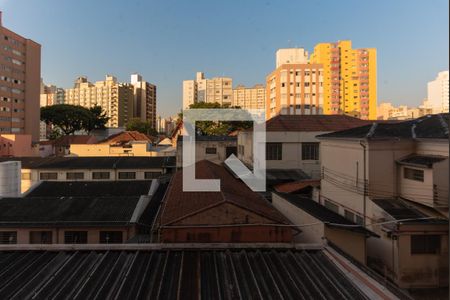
264 115 372 132
0 248 371 299
0 196 141 227
161 160 290 225
51 135 97 147
0 156 176 169
317 114 449 140
26 181 153 197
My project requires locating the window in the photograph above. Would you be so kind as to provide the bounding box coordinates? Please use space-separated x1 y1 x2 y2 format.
21 172 31 180
144 171 161 179
411 235 440 254
99 231 123 244
404 167 424 182
64 231 88 244
118 172 136 179
355 215 364 225
266 143 282 160
344 210 355 222
92 171 110 180
66 172 84 180
302 143 319 160
324 200 339 213
40 172 58 180
29 231 53 244
205 147 217 154
0 231 17 244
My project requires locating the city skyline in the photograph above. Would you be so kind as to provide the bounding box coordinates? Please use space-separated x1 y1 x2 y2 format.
1 0 449 117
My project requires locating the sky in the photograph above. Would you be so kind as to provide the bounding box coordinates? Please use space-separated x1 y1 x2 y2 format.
1 0 448 117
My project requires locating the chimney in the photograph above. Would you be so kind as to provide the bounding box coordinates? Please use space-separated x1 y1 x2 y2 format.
0 11 3 27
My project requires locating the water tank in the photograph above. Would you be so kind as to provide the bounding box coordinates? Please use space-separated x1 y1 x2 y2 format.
0 161 21 197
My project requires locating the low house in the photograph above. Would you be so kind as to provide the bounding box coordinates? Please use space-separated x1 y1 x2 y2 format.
272 192 378 265
316 113 449 289
176 135 237 168
0 156 176 193
39 135 97 157
0 180 166 244
238 115 371 178
158 160 293 243
0 134 38 157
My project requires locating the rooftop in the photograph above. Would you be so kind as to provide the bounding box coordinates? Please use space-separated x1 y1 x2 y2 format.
41 135 97 147
25 180 153 197
0 247 384 299
98 131 152 145
397 154 447 168
161 160 289 225
263 114 372 132
275 193 378 236
372 198 448 224
177 135 237 142
317 114 449 140
0 156 176 169
0 196 142 227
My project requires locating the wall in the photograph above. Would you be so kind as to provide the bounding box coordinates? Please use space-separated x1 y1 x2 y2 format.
176 139 237 167
2 226 134 244
70 143 162 157
0 134 38 157
324 226 366 265
271 193 323 243
399 165 434 207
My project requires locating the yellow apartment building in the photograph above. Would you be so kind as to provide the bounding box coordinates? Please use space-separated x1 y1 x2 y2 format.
310 40 377 120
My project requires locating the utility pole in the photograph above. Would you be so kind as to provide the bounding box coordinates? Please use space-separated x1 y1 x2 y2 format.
360 141 367 227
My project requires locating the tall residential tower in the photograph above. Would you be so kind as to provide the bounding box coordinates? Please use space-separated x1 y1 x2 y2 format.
0 12 41 141
310 40 377 120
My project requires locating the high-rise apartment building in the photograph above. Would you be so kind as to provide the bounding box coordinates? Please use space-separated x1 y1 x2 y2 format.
0 12 41 141
131 74 157 129
266 57 324 119
310 40 377 120
39 81 65 140
182 72 232 108
232 84 266 110
64 75 134 128
427 71 449 114
276 48 308 68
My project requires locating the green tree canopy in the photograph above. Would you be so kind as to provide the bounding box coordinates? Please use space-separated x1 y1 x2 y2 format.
40 104 109 135
126 118 157 136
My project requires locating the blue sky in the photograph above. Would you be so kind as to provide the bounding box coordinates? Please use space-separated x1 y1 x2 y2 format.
1 0 448 117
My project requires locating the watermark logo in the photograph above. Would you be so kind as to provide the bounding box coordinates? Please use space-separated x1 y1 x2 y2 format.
182 108 266 192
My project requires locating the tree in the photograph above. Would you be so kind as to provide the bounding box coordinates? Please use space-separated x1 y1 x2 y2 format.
41 104 92 135
126 118 157 136
84 105 109 133
40 104 110 135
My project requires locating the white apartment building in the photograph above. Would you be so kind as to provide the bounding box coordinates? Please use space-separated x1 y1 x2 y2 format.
276 48 308 68
232 84 265 110
427 71 449 114
182 72 232 109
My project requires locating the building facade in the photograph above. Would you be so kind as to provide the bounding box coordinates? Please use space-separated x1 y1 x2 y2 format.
427 71 449 114
377 101 433 120
182 72 232 109
317 114 449 288
131 74 157 129
266 63 324 118
276 48 308 68
232 84 266 110
0 12 41 141
310 40 377 120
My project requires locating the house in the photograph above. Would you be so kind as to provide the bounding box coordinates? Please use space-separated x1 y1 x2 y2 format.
316 113 449 288
39 135 97 157
97 130 152 145
238 115 371 178
0 180 166 244
0 156 176 193
272 192 378 265
158 160 293 243
0 134 38 157
176 135 237 168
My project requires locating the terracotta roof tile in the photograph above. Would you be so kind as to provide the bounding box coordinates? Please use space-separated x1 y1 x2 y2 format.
98 131 152 145
161 160 290 225
274 179 320 193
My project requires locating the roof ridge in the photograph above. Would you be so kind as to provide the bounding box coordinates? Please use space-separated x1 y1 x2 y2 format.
438 114 449 136
366 123 378 138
